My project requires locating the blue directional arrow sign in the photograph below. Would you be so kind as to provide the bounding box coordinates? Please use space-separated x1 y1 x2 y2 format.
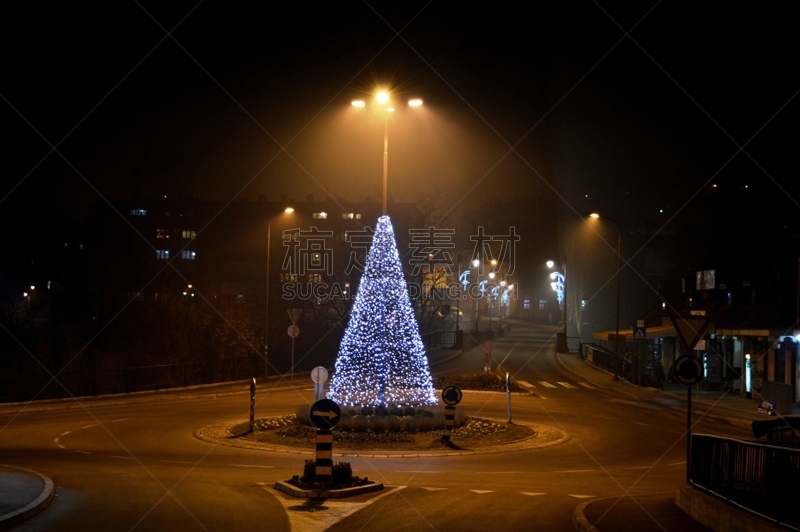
310 398 341 429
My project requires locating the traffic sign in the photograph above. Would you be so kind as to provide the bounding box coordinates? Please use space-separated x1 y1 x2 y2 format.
633 326 646 341
288 308 302 324
670 315 710 353
672 355 703 386
287 324 299 338
309 398 341 429
310 366 328 383
442 385 462 406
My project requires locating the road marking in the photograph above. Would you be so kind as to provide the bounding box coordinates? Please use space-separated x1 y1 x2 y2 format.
111 419 127 423
538 381 556 388
470 490 494 494
631 421 650 426
668 461 685 467
557 382 576 389
54 438 59 444
74 450 91 455
521 492 547 496
569 494 595 499
230 464 275 469
625 466 651 470
517 380 535 388
422 487 447 491
557 470 596 473
398 471 441 474
110 455 135 460
266 484 406 530
577 382 597 389
162 460 197 465
82 424 96 429
60 431 71 436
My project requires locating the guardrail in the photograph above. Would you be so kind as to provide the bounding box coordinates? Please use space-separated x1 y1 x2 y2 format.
691 433 800 530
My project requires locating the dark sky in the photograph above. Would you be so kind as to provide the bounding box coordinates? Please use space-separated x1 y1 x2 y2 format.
2 2 798 229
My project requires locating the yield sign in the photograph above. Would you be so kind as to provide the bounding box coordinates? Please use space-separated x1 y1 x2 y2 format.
670 315 710 353
287 308 302 324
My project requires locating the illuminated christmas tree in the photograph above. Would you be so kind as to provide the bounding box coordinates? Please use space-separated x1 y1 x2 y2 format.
328 215 438 407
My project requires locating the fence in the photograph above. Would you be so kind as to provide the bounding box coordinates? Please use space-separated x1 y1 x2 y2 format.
0 357 263 403
690 433 800 530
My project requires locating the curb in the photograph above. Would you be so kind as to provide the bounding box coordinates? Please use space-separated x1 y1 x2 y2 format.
273 480 384 499
0 465 55 531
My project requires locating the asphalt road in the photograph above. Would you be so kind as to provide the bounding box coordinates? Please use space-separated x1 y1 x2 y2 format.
1 323 752 530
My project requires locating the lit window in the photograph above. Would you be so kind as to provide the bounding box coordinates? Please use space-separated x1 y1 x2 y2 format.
181 250 196 260
524 299 531 310
156 250 170 259
156 228 171 239
342 213 354 219
313 212 328 219
538 299 547 311
182 230 196 239
355 213 361 220
131 209 147 216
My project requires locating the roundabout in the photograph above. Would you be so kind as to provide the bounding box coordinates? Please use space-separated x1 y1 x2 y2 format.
194 417 570 458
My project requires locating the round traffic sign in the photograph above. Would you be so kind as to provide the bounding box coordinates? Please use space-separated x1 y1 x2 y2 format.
442 385 462 406
672 355 703 386
287 324 299 338
310 366 328 384
309 398 341 429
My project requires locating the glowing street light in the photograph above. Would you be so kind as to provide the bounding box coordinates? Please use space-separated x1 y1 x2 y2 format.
590 212 622 380
265 206 295 380
351 88 423 215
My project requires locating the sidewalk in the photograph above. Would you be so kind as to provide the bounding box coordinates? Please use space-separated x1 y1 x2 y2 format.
556 351 784 532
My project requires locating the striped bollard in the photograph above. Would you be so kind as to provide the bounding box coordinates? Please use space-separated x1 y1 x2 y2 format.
315 429 333 484
441 385 463 444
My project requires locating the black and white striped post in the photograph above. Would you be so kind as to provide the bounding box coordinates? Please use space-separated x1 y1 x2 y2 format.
315 429 333 484
309 398 341 486
441 385 462 444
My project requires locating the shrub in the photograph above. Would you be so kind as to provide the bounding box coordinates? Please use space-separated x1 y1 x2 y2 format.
332 462 353 486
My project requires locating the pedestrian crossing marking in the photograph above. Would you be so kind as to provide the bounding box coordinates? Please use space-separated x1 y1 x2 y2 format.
422 487 447 491
518 380 535 388
557 382 576 388
577 382 597 389
521 492 546 496
538 381 557 388
470 490 495 494
569 494 595 499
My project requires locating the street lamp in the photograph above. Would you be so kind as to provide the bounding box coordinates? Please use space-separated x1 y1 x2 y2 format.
590 213 622 380
351 89 423 215
265 206 295 380
453 250 479 335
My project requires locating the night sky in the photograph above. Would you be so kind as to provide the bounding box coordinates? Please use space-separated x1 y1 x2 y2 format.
2 3 798 243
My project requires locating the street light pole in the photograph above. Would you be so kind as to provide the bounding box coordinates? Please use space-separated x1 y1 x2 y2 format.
590 213 623 380
265 207 294 381
352 90 422 217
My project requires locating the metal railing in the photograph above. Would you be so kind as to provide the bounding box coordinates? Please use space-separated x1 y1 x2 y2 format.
691 434 800 530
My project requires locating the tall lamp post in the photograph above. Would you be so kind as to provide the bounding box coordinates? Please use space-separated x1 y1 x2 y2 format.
352 90 423 215
454 250 479 337
547 259 568 352
265 207 295 380
590 213 622 380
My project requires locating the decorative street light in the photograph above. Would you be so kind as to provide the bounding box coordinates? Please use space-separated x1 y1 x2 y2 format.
590 213 622 380
265 207 295 380
351 89 423 215
454 250 479 338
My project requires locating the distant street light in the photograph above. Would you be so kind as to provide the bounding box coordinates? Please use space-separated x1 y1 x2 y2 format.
265 207 295 380
351 89 423 215
590 213 622 380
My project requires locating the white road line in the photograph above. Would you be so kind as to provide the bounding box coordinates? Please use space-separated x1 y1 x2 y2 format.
110 455 135 460
111 419 127 423
517 380 535 388
82 424 96 429
74 450 91 455
60 431 71 436
470 490 494 494
421 487 447 491
538 381 557 388
577 382 597 389
556 470 596 473
521 492 547 496
631 421 650 426
557 382 576 389
569 494 595 499
54 438 59 444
